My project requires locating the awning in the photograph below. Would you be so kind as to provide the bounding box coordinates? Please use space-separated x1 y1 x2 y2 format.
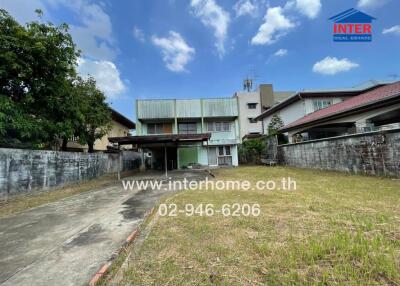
109 133 211 145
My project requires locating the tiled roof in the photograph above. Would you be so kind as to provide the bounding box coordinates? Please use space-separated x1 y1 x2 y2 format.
281 81 400 131
254 80 392 121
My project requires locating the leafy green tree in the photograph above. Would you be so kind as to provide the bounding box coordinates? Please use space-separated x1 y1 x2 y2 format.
0 9 79 148
267 114 284 136
75 77 112 153
239 137 266 164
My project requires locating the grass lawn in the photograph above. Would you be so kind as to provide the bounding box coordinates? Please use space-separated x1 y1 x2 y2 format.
117 166 400 285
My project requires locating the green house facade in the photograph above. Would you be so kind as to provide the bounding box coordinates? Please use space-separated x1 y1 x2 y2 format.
136 98 240 169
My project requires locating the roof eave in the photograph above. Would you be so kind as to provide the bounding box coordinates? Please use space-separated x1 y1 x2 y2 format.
111 109 136 129
280 94 400 133
254 84 387 121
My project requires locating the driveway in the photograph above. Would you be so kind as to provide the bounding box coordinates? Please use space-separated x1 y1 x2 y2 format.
0 170 207 286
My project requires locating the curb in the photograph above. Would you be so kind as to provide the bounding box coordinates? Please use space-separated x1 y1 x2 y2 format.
89 207 156 286
205 169 215 178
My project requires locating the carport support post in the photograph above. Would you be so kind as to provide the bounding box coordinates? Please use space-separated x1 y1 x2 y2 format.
118 145 121 180
206 139 210 170
164 144 168 178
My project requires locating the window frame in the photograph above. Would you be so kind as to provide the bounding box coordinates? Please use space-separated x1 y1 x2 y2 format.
178 122 197 134
216 146 233 166
313 99 333 111
207 121 231 132
247 103 257 109
147 122 172 134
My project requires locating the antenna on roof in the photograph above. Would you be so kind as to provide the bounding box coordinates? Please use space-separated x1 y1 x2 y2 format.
243 77 253 92
243 65 258 92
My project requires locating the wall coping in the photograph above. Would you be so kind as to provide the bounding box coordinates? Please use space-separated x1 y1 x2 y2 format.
0 147 103 156
278 128 400 147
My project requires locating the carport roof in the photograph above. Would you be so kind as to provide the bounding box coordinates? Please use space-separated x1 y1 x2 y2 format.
109 133 211 145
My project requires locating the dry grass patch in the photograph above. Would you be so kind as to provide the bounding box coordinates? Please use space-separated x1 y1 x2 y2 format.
118 167 400 285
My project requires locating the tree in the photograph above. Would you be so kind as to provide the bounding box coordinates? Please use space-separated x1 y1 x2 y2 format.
238 137 266 164
267 114 284 136
0 9 80 148
75 77 112 153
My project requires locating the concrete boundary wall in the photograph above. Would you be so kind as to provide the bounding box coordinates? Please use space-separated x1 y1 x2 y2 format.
0 148 141 196
278 129 400 177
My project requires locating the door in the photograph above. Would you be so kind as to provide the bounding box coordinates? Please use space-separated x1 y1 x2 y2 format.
208 147 217 166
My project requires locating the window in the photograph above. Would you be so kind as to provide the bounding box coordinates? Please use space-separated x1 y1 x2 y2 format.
147 124 156 134
248 118 256 124
313 100 332 111
217 146 232 166
178 122 197 134
223 122 230 131
218 146 231 156
247 103 257 109
207 122 231 132
147 123 172 134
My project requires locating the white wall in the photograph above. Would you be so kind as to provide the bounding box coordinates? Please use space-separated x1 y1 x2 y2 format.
235 92 263 139
262 97 348 135
231 145 238 166
263 100 306 134
304 97 345 114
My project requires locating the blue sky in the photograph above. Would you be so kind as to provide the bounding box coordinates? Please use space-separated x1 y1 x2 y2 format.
1 0 399 121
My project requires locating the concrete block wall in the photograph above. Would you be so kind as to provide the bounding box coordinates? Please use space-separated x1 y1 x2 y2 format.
278 129 400 177
0 148 141 196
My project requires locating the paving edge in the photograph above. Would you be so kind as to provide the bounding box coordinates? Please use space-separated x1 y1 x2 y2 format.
89 207 155 286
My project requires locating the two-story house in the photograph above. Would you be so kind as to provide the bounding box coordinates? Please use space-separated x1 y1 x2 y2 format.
66 108 135 152
114 98 240 170
254 81 391 142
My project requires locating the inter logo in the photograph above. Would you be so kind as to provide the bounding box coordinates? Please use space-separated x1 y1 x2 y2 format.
330 8 376 42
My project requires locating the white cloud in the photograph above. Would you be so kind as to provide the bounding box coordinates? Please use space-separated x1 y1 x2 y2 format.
312 57 359 75
293 0 321 19
152 31 195 72
0 0 118 60
233 0 257 18
1 0 125 98
190 0 230 57
133 26 145 42
357 0 388 9
274 49 288 57
0 0 47 23
383 25 400 35
65 1 117 60
77 58 126 99
251 7 295 45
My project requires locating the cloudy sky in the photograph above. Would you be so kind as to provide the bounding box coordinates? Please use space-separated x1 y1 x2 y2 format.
1 0 399 121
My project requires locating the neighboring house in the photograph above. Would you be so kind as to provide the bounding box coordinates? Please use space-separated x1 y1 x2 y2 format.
67 109 136 152
235 91 263 140
280 81 400 142
234 84 293 140
254 81 391 137
110 98 240 169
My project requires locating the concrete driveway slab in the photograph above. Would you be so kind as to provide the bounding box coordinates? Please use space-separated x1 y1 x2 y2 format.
0 170 207 286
